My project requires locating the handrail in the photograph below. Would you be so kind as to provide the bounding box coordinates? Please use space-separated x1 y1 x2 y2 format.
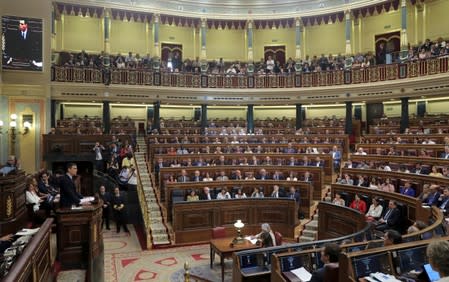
134 154 151 249
51 56 449 88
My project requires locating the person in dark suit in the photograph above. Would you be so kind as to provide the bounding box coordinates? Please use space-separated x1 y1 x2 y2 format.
59 163 84 208
287 186 300 202
400 182 416 197
375 200 401 232
199 187 213 200
191 170 203 182
111 186 130 233
4 18 42 68
438 187 449 214
98 185 112 230
376 42 386 65
310 243 341 282
423 185 441 206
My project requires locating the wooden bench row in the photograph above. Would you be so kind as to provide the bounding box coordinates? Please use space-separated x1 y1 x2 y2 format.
165 180 313 221
158 166 324 203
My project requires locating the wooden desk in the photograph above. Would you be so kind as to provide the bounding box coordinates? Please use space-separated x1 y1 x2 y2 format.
210 237 259 282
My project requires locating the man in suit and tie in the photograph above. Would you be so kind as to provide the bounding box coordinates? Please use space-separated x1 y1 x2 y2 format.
375 200 401 232
199 186 213 200
423 184 441 206
438 187 449 214
287 186 300 202
257 168 269 180
232 170 243 180
59 163 85 208
270 185 284 198
177 169 190 182
216 170 229 181
400 181 416 197
288 156 298 166
191 170 203 182
440 146 449 159
272 170 284 181
313 156 324 167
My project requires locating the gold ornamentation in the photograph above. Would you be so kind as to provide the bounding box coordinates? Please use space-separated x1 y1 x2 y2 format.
6 195 13 218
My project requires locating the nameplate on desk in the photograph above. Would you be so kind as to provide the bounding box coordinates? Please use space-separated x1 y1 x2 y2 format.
71 206 83 210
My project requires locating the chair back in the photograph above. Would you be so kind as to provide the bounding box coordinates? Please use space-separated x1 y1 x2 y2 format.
323 262 339 282
274 231 283 246
211 227 226 239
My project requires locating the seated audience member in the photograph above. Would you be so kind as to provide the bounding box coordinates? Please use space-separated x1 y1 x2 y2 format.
332 192 345 206
191 170 203 182
216 170 229 181
429 165 444 177
423 184 441 206
338 174 353 185
199 187 213 200
270 185 284 198
25 178 50 222
400 181 416 197
418 183 431 202
383 229 403 246
375 200 401 232
177 169 190 182
250 187 264 198
216 188 231 199
0 234 14 253
355 175 368 187
202 172 214 182
234 188 247 199
286 171 298 181
379 178 396 192
38 171 58 195
426 240 449 280
301 171 313 182
256 223 276 247
349 194 367 213
407 220 428 234
0 155 18 175
366 197 383 221
257 168 269 180
438 187 449 213
232 170 243 180
287 186 300 202
187 190 199 201
310 243 341 282
245 172 256 180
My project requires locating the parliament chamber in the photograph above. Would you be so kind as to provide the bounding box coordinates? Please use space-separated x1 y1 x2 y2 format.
2 0 449 281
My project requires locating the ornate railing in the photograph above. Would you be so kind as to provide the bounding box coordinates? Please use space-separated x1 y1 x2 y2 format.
51 56 449 89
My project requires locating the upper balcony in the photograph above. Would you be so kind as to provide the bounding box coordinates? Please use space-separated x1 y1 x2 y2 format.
51 56 449 105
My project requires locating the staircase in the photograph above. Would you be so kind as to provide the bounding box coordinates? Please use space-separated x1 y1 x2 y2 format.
298 213 318 242
135 136 171 247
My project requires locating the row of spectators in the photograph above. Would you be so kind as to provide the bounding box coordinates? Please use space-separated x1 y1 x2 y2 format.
54 37 449 74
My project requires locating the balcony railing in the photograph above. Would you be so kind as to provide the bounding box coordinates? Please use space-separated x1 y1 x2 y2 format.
51 56 449 89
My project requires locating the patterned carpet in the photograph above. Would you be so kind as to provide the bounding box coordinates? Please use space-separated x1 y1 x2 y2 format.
103 225 232 282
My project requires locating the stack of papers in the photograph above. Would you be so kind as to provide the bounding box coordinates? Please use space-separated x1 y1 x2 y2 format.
80 196 95 204
291 267 312 281
16 228 40 236
244 236 258 244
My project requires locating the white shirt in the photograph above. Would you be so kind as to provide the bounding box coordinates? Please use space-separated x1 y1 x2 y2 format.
216 192 231 200
26 190 41 212
366 204 383 218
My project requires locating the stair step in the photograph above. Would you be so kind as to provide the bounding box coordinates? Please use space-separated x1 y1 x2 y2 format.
298 236 315 242
307 221 318 231
302 229 318 237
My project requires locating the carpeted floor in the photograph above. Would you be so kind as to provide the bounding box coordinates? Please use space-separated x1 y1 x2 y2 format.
57 225 232 281
103 225 231 282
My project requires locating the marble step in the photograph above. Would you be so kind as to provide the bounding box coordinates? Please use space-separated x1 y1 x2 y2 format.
307 220 318 231
298 236 315 243
302 229 318 238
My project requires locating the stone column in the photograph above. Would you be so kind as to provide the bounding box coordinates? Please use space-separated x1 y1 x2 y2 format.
345 10 352 55
296 104 303 130
247 105 254 134
247 20 254 62
153 101 160 131
153 14 160 57
295 18 302 60
103 101 110 134
400 97 409 133
200 18 207 60
345 101 353 135
400 0 408 61
50 99 57 128
201 104 208 133
103 8 111 53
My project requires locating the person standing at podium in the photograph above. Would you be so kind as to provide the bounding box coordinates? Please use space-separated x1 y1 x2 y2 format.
59 163 84 208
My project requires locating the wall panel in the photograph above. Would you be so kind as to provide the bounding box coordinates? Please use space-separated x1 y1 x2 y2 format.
110 20 149 55
360 10 401 53
63 15 102 52
206 29 246 61
253 28 296 61
159 25 195 59
304 21 345 56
